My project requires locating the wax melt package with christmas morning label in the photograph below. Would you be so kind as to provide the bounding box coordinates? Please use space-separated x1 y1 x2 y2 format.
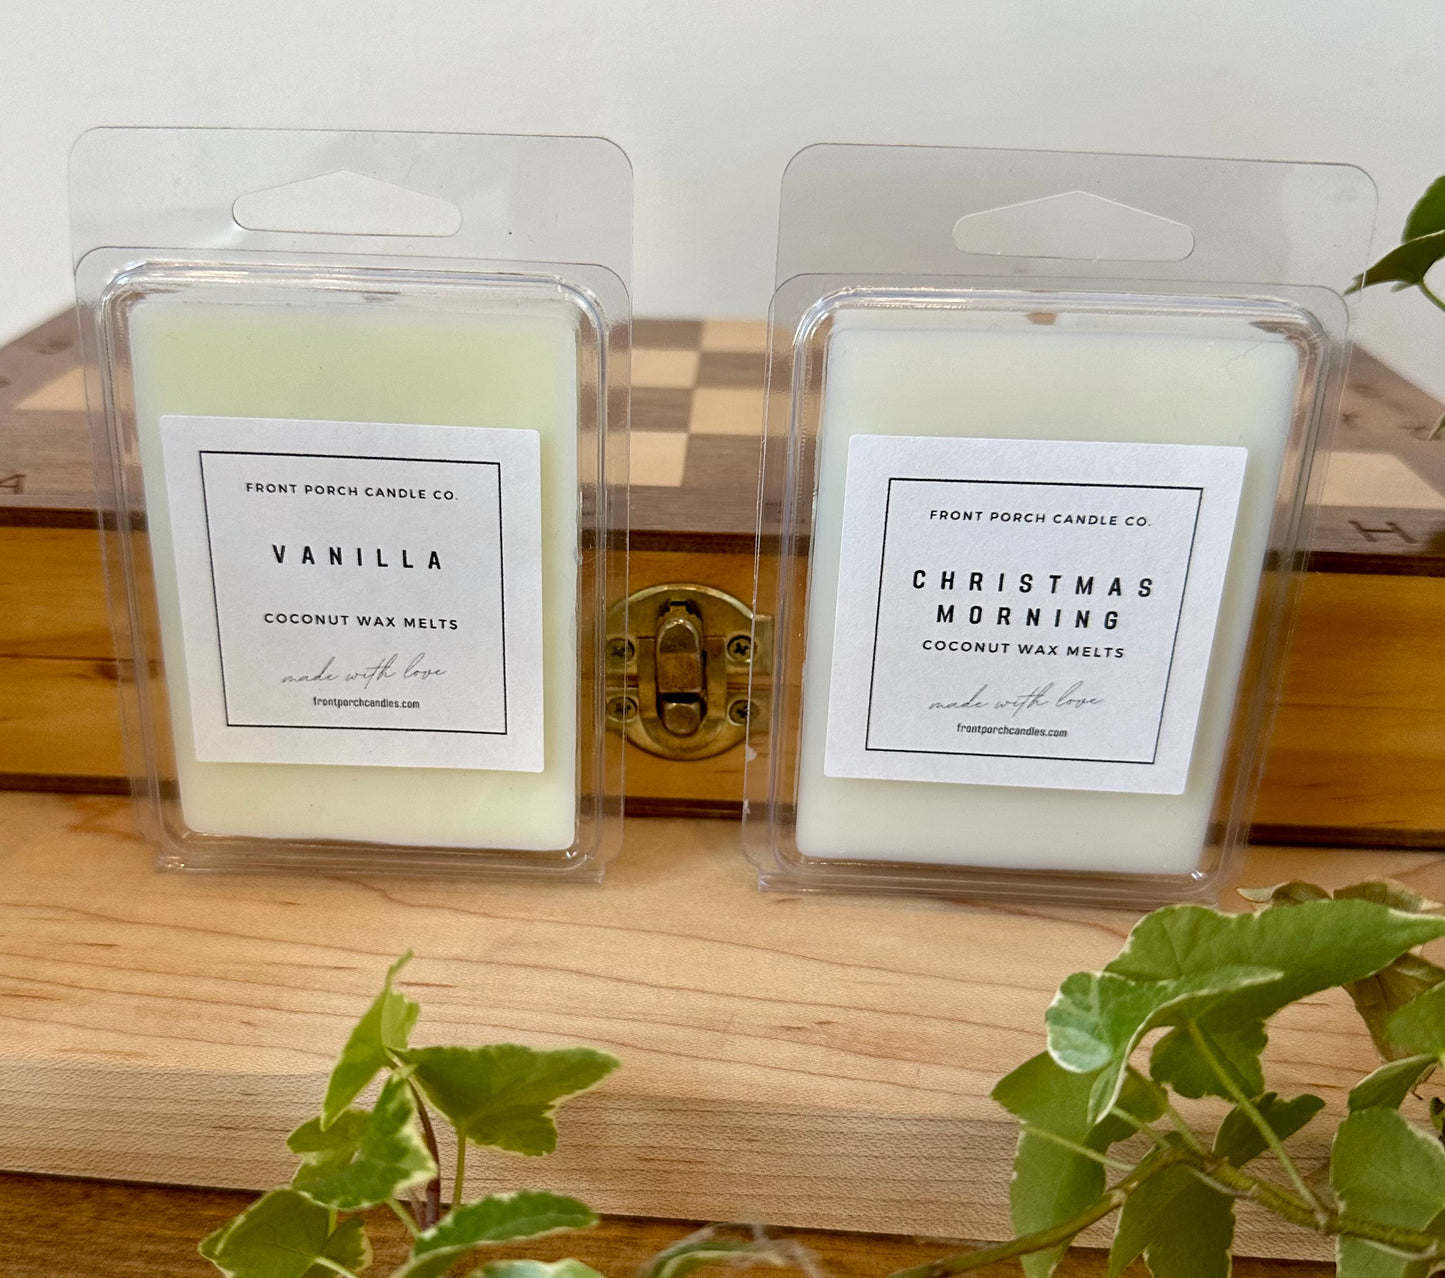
743 145 1374 906
72 128 630 878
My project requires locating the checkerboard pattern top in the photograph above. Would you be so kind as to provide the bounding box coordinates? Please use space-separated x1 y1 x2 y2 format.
3 311 1445 555
628 319 766 491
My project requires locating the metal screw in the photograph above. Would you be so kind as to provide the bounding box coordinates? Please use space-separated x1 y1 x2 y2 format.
607 695 639 721
607 637 635 664
727 698 758 726
726 634 752 662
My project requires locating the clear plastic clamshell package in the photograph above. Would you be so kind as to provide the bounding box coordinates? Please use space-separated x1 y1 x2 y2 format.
72 128 630 878
744 145 1375 907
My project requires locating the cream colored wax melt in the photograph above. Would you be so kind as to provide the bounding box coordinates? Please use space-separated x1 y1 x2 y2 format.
795 308 1301 876
130 297 579 850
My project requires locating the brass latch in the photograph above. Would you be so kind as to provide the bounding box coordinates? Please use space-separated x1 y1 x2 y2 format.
606 584 771 760
655 603 707 736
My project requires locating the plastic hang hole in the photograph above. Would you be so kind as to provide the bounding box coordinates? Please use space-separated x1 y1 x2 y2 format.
231 170 463 237
952 191 1194 263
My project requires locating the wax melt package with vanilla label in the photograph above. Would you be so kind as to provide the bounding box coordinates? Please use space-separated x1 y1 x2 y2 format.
744 145 1374 906
73 128 630 878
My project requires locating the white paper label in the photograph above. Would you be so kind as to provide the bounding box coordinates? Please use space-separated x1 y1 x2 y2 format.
160 415 546 771
822 436 1248 794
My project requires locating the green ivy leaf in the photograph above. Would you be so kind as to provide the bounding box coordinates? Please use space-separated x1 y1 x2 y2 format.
287 1109 372 1172
1048 966 1276 1076
198 1188 371 1278
1244 881 1445 1060
1237 881 1331 906
1348 230 1445 293
304 1218 372 1278
1385 983 1445 1058
1109 899 1445 1017
1047 966 1277 1124
1347 956 1445 1062
467 1262 605 1278
993 1055 1157 1278
1214 1092 1325 1165
291 1073 436 1211
1331 1107 1445 1278
1105 899 1445 1104
392 1191 598 1278
399 1044 619 1156
1108 1150 1233 1278
1336 883 1445 1061
1403 176 1445 242
322 952 420 1129
1335 881 1444 914
994 1054 1104 1278
1349 1055 1438 1112
1148 1020 1268 1102
1094 1068 1168 1144
1108 1093 1321 1278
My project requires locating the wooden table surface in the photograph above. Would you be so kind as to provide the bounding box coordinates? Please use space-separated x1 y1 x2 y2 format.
3 794 1443 1267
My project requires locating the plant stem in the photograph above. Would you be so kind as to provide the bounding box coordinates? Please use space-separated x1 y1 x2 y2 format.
387 1198 421 1238
883 1150 1185 1278
1185 1021 1326 1220
1107 1105 1175 1154
1178 1154 1317 1212
408 1080 444 1229
1022 1123 1137 1173
1419 279 1445 315
1160 1099 1210 1158
1199 1157 1445 1261
453 1126 468 1209
912 1131 1445 1278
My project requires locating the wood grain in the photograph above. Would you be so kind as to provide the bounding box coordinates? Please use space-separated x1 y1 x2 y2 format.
0 1172 1337 1278
0 656 128 779
1 791 1443 1257
0 527 111 658
1252 571 1445 835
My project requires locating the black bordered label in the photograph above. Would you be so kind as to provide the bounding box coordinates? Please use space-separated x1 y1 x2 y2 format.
822 436 1247 794
160 416 545 771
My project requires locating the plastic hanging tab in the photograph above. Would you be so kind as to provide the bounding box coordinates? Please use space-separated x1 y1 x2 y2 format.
951 191 1195 263
231 170 464 238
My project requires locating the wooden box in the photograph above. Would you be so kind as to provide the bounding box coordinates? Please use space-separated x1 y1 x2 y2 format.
3 314 1445 845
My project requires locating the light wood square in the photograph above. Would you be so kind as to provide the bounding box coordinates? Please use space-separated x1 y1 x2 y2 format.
700 320 767 353
1321 452 1445 509
629 430 689 487
16 369 87 412
632 347 700 389
689 387 764 436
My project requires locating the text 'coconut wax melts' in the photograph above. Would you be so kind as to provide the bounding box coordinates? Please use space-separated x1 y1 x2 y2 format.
743 145 1373 906
72 128 630 878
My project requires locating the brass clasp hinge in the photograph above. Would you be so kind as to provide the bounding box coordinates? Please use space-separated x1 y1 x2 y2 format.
605 584 771 760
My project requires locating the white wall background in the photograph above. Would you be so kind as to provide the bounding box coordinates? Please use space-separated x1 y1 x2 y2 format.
4 0 1444 396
